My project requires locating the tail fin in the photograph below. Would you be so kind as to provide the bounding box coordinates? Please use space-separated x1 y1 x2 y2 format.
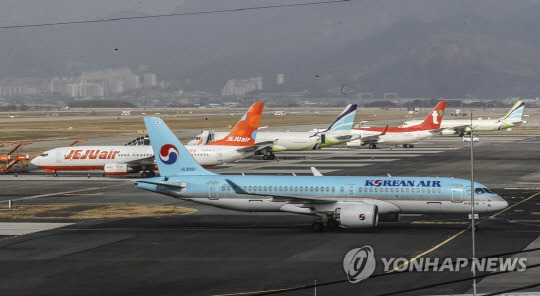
415 101 446 130
206 102 264 147
501 101 525 121
143 117 214 177
324 104 358 132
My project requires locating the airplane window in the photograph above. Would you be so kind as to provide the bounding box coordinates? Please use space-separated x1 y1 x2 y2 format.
475 188 485 194
300 187 303 191
259 186 262 191
305 186 309 191
374 188 378 192
254 186 257 192
483 188 495 194
417 188 421 193
314 187 318 192
385 188 389 192
326 187 329 192
340 187 344 192
422 188 425 193
310 186 314 191
264 186 268 191
222 186 226 191
438 188 442 193
332 187 335 192
248 186 252 191
401 188 404 192
279 186 283 191
369 188 373 192
406 188 410 193
284 187 288 192
227 186 231 191
289 186 293 191
320 187 324 192
427 188 431 193
359 187 363 192
274 186 278 191
294 186 298 191
390 188 394 192
243 186 247 190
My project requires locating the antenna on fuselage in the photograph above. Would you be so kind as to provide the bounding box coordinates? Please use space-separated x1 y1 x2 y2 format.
387 173 392 177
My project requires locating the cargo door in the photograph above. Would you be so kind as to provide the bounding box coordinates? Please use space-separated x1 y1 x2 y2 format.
208 181 219 200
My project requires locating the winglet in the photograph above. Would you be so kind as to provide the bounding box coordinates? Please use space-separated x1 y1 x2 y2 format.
225 179 250 194
311 167 323 176
381 125 389 135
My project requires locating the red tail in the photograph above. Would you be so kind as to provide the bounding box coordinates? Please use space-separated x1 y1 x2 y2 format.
206 102 264 147
415 101 446 130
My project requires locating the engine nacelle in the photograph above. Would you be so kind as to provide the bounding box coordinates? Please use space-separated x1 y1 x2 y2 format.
338 204 378 228
441 129 457 135
104 163 133 175
346 139 363 148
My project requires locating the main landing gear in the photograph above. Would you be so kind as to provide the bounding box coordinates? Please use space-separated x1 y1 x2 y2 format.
141 171 156 178
262 153 276 160
311 221 324 232
311 217 340 232
402 144 414 148
368 143 377 149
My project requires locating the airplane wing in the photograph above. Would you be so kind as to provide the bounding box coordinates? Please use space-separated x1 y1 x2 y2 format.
136 180 186 189
236 140 276 153
225 179 337 204
125 156 156 166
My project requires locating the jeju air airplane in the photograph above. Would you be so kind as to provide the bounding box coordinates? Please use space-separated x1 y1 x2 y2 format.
31 102 267 177
135 116 507 232
347 101 447 149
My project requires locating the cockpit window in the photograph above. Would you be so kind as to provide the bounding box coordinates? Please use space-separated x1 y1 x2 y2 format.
475 188 485 194
483 188 495 194
41 153 48 157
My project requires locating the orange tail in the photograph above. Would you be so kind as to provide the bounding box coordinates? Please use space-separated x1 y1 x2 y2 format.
416 101 446 130
206 102 264 147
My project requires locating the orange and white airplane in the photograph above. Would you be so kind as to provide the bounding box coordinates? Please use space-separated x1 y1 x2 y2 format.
31 102 267 177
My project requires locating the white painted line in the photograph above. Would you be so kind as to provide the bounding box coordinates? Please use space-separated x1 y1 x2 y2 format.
0 222 73 235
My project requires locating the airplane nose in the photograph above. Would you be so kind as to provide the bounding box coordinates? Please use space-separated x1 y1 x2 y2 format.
30 157 39 166
496 198 509 211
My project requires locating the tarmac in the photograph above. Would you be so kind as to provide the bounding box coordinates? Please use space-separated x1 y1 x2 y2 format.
0 133 538 296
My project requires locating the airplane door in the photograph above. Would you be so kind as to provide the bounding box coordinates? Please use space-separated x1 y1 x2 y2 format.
56 150 63 163
451 184 463 203
208 181 219 200
320 134 326 144
348 185 355 196
217 152 223 162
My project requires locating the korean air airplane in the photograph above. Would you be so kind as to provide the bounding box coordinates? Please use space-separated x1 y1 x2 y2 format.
136 116 508 232
400 101 526 136
31 102 268 177
189 104 358 160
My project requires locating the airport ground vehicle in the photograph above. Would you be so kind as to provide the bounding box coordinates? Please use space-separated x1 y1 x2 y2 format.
136 116 508 232
463 135 479 142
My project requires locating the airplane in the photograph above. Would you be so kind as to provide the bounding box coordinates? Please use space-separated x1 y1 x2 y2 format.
31 102 268 177
135 116 508 232
400 101 526 136
347 101 447 149
189 104 358 160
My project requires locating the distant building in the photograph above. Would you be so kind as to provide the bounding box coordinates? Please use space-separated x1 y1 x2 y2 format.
221 76 263 96
68 83 104 98
143 73 157 88
277 73 284 85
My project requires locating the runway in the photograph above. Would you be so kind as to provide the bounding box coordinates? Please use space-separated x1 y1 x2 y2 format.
0 134 538 295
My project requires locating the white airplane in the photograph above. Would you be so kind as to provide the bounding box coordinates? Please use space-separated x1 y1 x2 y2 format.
189 104 358 160
348 101 447 149
135 116 508 232
31 102 268 177
400 101 526 136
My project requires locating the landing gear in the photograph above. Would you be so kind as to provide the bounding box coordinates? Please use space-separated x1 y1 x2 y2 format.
311 221 324 232
402 144 414 148
262 153 276 160
53 173 58 177
141 172 148 178
327 219 339 230
368 143 377 149
148 171 156 178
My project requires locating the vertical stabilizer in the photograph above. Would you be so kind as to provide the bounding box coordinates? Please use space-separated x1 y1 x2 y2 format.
501 101 525 121
324 104 358 132
143 117 214 177
206 102 264 147
415 101 446 130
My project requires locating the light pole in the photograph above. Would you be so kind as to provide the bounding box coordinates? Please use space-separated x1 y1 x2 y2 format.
470 112 477 295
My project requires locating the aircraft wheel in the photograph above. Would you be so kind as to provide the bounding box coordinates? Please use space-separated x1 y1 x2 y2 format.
141 172 149 178
409 144 414 148
369 143 376 149
327 219 339 230
269 153 276 160
262 155 269 160
148 171 156 178
53 173 58 177
311 221 324 232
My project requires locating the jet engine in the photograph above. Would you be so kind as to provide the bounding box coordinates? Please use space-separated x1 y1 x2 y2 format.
337 204 378 228
441 129 458 135
104 163 134 175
